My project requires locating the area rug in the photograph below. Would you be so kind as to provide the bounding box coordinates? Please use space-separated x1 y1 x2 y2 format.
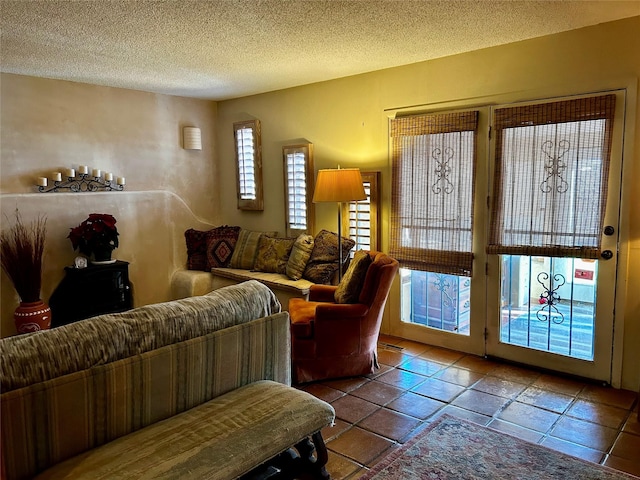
360 414 638 479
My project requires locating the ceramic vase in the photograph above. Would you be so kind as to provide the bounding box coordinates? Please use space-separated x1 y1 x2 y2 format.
14 300 51 334
92 245 115 263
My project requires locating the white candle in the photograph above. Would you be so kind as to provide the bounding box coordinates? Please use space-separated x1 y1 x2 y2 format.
66 168 75 178
92 169 101 178
37 177 48 187
52 172 62 182
104 172 113 181
117 177 126 185
78 165 88 174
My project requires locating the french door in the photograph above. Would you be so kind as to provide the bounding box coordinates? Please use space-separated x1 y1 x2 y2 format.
391 90 625 383
485 92 625 382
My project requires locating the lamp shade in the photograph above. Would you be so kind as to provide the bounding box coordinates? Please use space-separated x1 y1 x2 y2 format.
313 168 367 203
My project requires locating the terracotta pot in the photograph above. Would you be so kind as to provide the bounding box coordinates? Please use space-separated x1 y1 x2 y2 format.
14 300 52 334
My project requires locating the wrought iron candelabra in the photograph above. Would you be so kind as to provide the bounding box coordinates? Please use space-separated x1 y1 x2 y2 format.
36 168 125 193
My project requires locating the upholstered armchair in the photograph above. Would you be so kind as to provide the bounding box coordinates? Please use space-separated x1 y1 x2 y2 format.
289 251 399 383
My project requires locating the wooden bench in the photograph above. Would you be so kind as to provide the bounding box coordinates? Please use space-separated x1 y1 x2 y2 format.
35 381 335 480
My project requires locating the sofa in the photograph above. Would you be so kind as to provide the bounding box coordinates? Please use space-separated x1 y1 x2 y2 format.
172 227 355 309
0 281 335 480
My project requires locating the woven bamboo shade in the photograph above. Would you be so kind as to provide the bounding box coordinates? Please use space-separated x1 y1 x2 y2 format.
487 94 616 259
390 110 479 276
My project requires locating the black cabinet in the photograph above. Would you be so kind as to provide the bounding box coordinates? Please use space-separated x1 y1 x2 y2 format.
49 260 132 327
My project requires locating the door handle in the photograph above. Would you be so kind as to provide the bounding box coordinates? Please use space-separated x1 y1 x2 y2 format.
604 226 615 236
601 250 613 260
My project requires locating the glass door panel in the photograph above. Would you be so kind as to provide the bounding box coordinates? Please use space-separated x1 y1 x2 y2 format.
500 255 596 361
402 269 470 336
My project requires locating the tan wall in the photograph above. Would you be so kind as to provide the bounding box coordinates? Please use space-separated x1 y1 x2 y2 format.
1 75 219 336
216 17 640 390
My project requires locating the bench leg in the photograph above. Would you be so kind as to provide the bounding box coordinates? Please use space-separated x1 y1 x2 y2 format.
240 432 330 480
294 432 329 480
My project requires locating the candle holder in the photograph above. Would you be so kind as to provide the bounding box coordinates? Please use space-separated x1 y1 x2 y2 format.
37 173 125 193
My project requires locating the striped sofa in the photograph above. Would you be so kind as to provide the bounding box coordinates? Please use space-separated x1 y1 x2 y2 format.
0 281 334 479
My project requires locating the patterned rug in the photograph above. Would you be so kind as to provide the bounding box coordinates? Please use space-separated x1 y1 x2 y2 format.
360 414 639 480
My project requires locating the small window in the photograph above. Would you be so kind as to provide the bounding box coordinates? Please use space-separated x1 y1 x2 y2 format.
233 119 263 210
342 171 380 254
283 143 314 236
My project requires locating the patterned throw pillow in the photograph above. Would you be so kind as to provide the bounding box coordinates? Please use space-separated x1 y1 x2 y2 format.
303 230 356 284
205 226 241 269
253 236 296 274
185 228 213 271
229 230 278 270
334 250 373 304
286 234 315 280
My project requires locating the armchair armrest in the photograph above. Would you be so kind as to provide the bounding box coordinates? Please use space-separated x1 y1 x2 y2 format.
309 285 338 302
315 303 369 320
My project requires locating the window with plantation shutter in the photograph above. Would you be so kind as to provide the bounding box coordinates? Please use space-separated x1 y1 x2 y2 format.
488 94 616 258
283 143 314 236
233 119 263 210
390 110 479 276
342 171 379 254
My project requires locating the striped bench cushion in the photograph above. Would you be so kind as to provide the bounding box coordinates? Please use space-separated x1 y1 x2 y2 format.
34 381 335 480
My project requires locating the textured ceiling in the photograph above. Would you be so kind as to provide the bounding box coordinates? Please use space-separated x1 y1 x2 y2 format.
1 1 638 100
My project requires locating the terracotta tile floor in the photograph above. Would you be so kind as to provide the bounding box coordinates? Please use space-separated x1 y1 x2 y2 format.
297 335 640 479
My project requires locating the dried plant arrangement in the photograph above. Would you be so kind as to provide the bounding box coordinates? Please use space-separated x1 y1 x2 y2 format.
1 210 47 303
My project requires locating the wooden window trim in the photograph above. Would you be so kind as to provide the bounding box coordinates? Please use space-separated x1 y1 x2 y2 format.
342 171 380 253
233 119 264 211
283 143 315 237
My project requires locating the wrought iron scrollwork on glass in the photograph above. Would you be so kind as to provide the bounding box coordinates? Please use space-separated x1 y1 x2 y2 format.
432 273 454 308
433 273 459 325
540 139 570 193
431 147 454 195
536 271 565 324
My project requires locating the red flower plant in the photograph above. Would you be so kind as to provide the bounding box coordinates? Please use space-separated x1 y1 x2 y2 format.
68 213 119 257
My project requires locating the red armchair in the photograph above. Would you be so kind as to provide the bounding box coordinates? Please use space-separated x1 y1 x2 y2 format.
289 251 399 383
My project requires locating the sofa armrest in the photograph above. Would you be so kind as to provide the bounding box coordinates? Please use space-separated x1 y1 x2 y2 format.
309 285 338 302
171 270 215 299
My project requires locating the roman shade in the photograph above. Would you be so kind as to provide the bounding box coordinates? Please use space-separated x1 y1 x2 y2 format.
390 111 479 276
487 94 616 259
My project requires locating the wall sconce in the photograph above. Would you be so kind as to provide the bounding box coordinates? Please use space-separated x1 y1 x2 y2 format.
183 126 202 150
36 166 125 193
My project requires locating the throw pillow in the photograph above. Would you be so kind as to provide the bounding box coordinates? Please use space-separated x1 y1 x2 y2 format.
229 229 278 270
303 229 356 284
253 236 296 274
205 225 241 269
334 250 373 304
185 228 213 271
286 234 314 280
